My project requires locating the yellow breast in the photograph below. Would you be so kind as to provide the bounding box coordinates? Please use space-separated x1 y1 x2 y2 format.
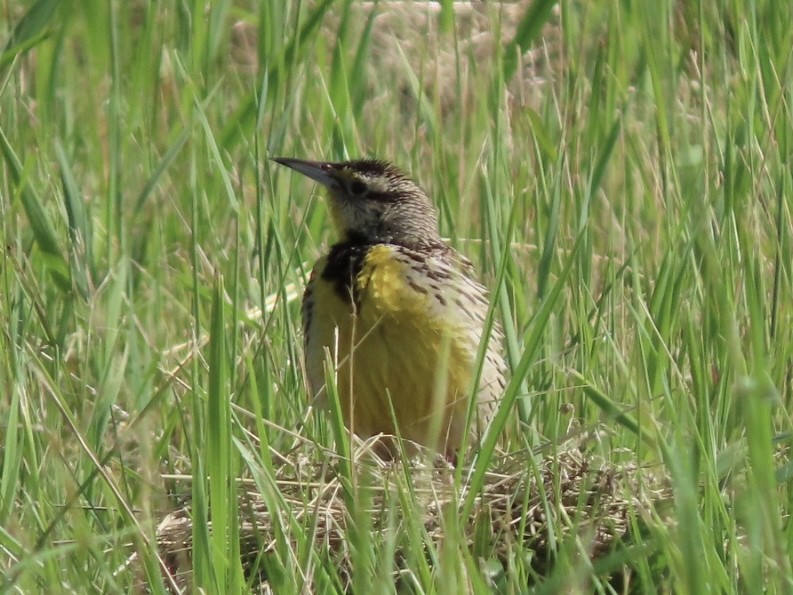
304 244 480 455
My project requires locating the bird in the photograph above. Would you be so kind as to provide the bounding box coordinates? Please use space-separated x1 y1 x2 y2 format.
273 157 506 460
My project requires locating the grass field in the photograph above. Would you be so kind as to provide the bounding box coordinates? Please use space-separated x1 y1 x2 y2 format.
1 0 792 592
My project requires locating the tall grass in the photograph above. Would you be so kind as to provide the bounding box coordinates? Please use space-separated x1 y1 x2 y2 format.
1 0 791 592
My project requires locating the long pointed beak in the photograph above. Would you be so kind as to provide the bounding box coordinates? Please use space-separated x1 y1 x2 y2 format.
272 157 337 188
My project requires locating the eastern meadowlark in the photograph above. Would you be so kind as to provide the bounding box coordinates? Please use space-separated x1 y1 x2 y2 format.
274 157 506 459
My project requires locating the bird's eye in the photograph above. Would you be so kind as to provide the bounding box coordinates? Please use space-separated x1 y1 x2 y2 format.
349 180 367 196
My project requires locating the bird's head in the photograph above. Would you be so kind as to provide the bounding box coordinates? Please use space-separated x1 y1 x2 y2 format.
273 157 441 247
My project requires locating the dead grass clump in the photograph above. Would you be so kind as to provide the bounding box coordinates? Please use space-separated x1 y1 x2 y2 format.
140 442 668 591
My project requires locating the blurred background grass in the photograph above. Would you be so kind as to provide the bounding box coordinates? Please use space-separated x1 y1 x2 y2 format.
1 0 791 592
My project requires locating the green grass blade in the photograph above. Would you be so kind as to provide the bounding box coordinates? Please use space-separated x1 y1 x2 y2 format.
501 0 557 83
204 274 244 592
0 126 70 291
54 139 91 297
0 0 59 68
464 234 583 518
